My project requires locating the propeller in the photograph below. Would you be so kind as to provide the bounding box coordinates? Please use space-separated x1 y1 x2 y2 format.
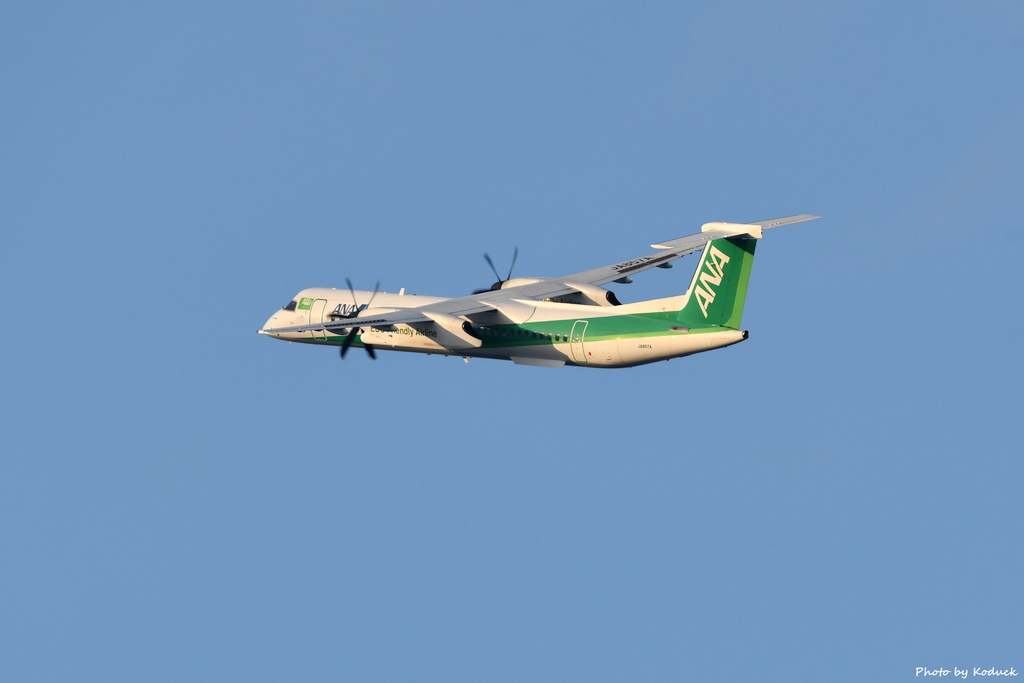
338 277 380 360
472 246 519 294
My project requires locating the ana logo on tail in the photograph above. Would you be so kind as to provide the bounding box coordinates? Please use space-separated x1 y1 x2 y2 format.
694 245 730 317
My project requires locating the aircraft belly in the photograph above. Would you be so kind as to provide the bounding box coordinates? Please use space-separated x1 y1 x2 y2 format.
616 330 747 366
489 338 623 367
318 327 746 368
461 339 619 366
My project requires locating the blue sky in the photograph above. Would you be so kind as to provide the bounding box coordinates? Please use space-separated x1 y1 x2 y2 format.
2 2 1022 681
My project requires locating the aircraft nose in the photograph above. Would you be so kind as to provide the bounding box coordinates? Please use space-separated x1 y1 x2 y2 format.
259 312 282 336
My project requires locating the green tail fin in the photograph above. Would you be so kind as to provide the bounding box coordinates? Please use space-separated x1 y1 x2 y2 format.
676 236 758 328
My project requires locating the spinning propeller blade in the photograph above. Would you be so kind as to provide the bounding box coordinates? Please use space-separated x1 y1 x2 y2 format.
338 278 381 360
473 247 519 294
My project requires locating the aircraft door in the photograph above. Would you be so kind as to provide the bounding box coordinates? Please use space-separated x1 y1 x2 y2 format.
570 320 589 363
310 299 328 339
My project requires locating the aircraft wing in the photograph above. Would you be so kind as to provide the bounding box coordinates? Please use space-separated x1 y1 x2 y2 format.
469 214 820 303
258 299 498 336
261 214 819 336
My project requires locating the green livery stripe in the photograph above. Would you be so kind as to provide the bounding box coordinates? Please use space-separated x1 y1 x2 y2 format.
316 313 732 350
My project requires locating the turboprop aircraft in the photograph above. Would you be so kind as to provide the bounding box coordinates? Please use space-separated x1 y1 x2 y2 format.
259 214 820 368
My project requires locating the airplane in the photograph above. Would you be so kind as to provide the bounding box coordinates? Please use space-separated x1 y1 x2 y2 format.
258 214 820 368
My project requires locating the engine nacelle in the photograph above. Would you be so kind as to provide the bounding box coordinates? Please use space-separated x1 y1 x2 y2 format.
549 282 622 307
495 277 621 305
420 311 483 350
498 277 551 289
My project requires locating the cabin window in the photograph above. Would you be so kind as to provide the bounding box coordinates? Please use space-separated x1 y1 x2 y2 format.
283 300 298 311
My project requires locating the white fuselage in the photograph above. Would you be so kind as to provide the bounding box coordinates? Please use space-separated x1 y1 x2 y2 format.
262 287 747 368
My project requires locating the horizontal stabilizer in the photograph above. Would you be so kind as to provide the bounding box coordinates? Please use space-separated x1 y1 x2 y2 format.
745 214 821 230
701 221 764 238
654 214 820 249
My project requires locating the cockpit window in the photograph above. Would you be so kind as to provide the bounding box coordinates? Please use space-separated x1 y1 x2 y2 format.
283 300 298 311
